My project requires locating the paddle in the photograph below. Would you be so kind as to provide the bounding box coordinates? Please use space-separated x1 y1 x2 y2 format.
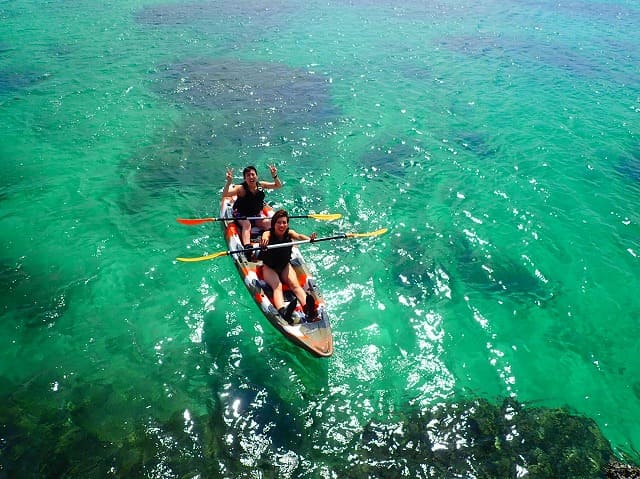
177 213 341 225
176 228 388 263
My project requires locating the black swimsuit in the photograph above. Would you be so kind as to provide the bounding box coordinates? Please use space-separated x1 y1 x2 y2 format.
261 230 293 274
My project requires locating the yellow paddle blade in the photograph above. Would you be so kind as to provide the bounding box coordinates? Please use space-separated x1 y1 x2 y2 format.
308 213 342 221
176 251 229 262
346 228 388 238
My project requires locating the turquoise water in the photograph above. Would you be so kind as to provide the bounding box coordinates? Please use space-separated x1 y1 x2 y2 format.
2 0 639 476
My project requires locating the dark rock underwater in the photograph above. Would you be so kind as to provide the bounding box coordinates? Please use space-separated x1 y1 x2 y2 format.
2 374 639 478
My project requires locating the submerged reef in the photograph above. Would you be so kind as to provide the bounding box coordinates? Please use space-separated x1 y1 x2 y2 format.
606 461 640 479
1 373 639 478
339 397 616 478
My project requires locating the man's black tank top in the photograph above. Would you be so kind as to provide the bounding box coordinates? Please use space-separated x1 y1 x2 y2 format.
233 181 265 216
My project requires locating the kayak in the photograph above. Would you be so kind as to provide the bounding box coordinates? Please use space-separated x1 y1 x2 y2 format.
220 197 334 358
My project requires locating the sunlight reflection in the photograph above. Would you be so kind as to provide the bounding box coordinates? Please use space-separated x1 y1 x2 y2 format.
410 312 456 406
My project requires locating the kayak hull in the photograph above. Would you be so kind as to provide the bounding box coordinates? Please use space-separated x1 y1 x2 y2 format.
220 198 334 357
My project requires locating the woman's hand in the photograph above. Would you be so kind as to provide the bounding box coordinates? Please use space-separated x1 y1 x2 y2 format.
225 167 234 184
268 164 278 179
260 231 271 247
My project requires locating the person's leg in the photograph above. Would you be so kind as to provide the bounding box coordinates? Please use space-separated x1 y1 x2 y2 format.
282 264 307 307
255 217 270 232
237 219 256 260
238 219 252 246
274 265 301 324
283 264 318 320
263 266 284 309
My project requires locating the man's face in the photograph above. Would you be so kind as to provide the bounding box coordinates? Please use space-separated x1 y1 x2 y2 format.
244 169 257 184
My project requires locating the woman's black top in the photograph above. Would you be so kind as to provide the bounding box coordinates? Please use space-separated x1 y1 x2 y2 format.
261 230 292 273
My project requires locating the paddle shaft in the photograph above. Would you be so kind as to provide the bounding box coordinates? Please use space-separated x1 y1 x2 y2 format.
176 228 386 262
227 234 348 256
177 213 339 225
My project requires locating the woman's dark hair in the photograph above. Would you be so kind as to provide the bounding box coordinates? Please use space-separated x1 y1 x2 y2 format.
270 210 289 231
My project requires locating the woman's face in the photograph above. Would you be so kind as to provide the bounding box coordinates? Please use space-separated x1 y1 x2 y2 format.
273 216 288 234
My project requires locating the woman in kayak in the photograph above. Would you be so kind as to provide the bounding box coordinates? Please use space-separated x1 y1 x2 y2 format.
222 165 282 253
259 210 318 324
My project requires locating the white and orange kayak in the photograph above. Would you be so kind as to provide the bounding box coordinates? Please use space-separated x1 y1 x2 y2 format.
220 197 334 358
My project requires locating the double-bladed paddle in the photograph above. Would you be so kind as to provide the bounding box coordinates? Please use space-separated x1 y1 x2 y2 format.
176 228 388 263
177 213 341 225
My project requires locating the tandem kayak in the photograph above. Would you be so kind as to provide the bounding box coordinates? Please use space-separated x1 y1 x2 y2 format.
220 197 334 358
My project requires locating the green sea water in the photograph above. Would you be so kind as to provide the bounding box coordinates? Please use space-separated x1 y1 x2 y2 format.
2 0 639 477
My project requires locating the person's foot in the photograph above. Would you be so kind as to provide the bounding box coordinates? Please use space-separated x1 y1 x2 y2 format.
279 298 298 324
244 244 255 262
304 293 318 321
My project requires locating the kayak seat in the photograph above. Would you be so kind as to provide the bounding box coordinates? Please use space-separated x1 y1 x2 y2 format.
254 264 303 307
248 207 272 238
252 277 293 296
252 278 296 310
253 278 272 296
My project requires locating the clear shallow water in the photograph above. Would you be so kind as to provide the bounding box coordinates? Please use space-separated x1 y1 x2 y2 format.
1 0 639 476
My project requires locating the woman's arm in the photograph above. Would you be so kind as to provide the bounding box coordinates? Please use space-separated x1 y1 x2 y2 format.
260 230 271 247
261 164 282 190
288 230 317 241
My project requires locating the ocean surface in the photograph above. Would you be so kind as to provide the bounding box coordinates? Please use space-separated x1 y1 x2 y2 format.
1 0 639 477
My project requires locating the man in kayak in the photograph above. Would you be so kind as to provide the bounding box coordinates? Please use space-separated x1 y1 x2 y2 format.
259 210 319 324
222 165 282 257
